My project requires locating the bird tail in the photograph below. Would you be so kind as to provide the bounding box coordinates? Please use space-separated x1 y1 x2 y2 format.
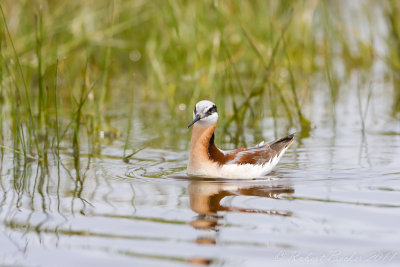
269 133 295 154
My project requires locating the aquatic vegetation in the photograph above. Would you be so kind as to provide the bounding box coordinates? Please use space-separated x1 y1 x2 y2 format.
385 0 400 117
0 0 397 163
1 0 397 156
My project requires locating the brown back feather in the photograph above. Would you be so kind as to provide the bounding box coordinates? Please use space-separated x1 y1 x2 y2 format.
208 133 294 165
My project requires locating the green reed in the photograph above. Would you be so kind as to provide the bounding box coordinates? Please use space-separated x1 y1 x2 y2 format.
123 79 135 162
1 4 39 156
0 0 398 164
386 0 400 116
0 35 3 150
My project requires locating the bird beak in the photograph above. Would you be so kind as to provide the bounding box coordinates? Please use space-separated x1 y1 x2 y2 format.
187 114 201 128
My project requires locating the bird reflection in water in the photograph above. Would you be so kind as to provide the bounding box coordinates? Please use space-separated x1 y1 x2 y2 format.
186 179 294 265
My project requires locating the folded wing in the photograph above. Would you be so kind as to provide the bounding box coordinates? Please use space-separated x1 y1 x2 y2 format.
209 134 294 165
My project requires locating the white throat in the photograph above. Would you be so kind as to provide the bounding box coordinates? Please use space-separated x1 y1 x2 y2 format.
196 112 218 127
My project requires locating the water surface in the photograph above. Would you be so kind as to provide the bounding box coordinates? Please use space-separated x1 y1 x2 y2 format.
1 74 400 267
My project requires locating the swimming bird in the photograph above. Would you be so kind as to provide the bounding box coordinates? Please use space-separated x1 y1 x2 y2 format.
187 100 294 179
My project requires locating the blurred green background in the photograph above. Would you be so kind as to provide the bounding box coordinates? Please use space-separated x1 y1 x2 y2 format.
1 0 400 160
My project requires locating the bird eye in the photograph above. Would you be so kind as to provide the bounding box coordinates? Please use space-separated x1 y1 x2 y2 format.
206 105 217 116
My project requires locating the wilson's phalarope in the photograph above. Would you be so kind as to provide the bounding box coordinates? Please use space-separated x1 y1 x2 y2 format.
187 100 294 179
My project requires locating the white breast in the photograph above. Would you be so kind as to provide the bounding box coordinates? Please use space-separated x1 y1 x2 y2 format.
187 147 288 179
